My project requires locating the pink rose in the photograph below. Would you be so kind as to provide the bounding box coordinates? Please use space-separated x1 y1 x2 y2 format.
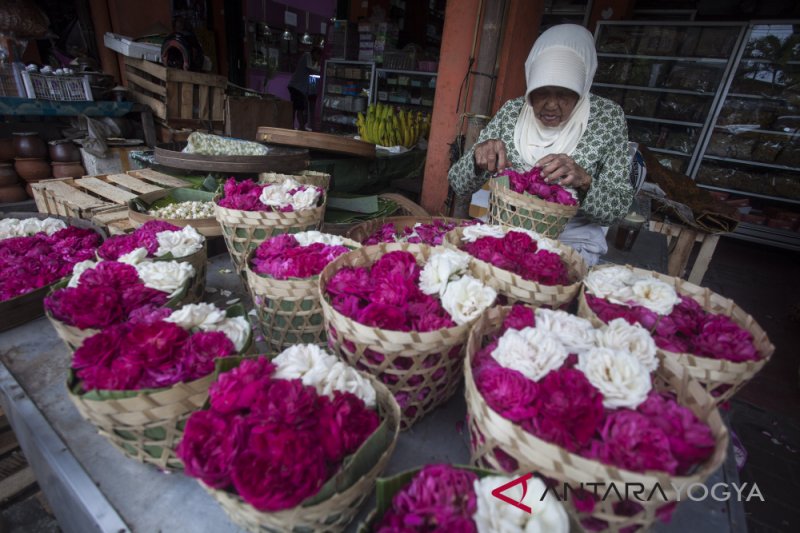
692 314 759 362
121 321 189 385
319 391 379 461
363 223 398 245
120 285 170 315
326 267 372 300
357 302 410 331
209 357 276 413
97 234 141 260
371 250 420 282
73 325 126 371
179 331 235 381
589 410 679 475
177 410 249 488
501 304 536 334
475 364 539 423
45 286 124 329
78 261 141 291
250 378 320 424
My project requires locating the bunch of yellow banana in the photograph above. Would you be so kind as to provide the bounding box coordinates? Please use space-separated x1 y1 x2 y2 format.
357 103 432 148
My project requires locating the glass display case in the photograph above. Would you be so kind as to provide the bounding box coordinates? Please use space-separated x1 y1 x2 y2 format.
693 22 800 250
373 68 437 114
592 21 746 174
320 60 375 134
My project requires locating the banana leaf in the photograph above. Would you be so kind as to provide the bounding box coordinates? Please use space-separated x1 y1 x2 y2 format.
130 188 216 213
324 197 400 224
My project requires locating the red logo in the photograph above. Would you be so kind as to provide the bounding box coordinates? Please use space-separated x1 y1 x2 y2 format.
491 473 533 514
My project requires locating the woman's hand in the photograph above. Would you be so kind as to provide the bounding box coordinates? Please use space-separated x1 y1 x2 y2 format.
536 153 592 191
473 139 510 173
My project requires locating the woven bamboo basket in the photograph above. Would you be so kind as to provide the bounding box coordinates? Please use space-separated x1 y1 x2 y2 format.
67 372 214 471
127 188 221 237
464 305 730 533
0 212 106 332
259 170 331 191
206 374 401 533
345 215 470 245
319 243 487 429
488 178 578 238
577 264 775 405
443 226 587 308
46 273 192 353
214 195 326 276
244 236 361 353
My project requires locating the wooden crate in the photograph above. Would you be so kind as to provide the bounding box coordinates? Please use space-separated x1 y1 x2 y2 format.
124 57 227 131
31 169 190 234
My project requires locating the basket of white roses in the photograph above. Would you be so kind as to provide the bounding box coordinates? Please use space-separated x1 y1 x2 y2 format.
96 220 207 303
259 170 331 191
214 177 326 277
577 264 774 405
178 345 401 533
444 224 587 308
244 231 360 353
464 304 729 532
66 302 252 470
45 258 194 352
319 243 497 429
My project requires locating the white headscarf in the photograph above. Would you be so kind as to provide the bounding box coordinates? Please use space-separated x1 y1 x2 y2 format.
513 24 598 168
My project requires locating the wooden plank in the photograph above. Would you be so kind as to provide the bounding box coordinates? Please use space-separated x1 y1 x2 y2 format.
127 90 167 121
166 82 180 122
126 169 190 188
38 180 109 210
105 173 163 194
125 70 166 97
211 88 224 121
75 177 137 204
0 430 18 455
667 229 697 279
180 83 194 120
256 126 376 158
90 206 129 225
197 85 209 122
165 68 227 88
0 466 36 501
125 57 166 81
688 233 721 285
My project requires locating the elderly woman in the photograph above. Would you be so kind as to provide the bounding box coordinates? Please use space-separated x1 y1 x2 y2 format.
448 24 633 265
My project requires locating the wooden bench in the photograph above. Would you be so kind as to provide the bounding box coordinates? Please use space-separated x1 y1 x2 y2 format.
649 220 722 285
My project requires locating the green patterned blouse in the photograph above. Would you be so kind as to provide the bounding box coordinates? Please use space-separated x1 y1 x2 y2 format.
448 94 633 226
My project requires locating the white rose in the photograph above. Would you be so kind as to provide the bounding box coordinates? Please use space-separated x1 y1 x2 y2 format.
597 318 659 373
461 224 507 242
258 181 294 207
419 248 472 296
289 187 321 211
204 316 251 352
166 303 227 330
492 327 569 382
155 226 204 258
294 231 345 247
18 218 43 236
68 260 97 287
584 266 636 300
0 218 20 239
534 308 597 354
473 475 569 533
39 217 67 235
135 260 194 297
273 344 338 385
320 361 377 409
440 275 496 325
118 247 149 265
629 278 681 315
577 347 652 409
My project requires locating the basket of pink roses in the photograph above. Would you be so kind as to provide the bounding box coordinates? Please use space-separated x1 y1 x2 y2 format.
319 243 497 429
360 463 577 532
178 345 400 533
245 231 360 353
0 213 104 332
45 259 195 352
578 264 774 405
96 220 207 303
259 170 331 191
214 177 326 276
464 304 729 533
444 224 587 308
66 302 252 471
346 216 479 247
488 167 579 238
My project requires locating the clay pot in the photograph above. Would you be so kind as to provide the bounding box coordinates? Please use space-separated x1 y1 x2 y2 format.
51 161 86 179
14 158 51 181
0 184 28 203
0 138 14 162
0 163 19 186
12 132 47 159
48 139 82 162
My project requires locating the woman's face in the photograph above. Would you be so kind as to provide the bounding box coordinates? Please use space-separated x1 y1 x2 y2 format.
528 86 580 127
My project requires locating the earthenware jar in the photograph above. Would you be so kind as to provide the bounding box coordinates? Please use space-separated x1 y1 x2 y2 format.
12 132 47 159
14 158 51 181
48 139 82 162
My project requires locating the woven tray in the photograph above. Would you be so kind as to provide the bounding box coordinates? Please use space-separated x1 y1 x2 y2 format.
464 305 729 532
206 374 400 533
489 178 578 238
244 236 361 353
0 212 106 332
259 170 331 191
128 188 221 237
319 242 486 429
345 215 469 245
214 195 326 276
577 264 775 405
443 226 587 308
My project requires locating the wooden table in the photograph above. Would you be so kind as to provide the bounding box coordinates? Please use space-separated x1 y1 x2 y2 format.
649 220 722 285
